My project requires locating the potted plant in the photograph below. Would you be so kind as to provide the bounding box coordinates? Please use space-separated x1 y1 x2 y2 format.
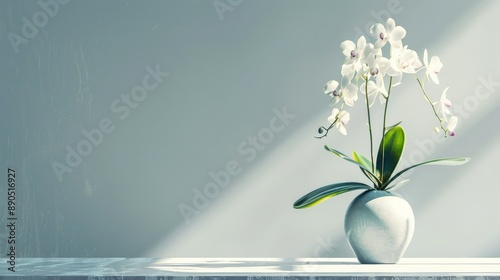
293 18 470 264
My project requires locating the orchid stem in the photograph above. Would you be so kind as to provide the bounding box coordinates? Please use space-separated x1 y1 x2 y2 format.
380 76 393 184
416 77 447 134
315 102 346 139
364 77 375 173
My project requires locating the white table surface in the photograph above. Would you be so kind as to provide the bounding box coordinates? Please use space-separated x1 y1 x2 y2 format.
1 258 500 278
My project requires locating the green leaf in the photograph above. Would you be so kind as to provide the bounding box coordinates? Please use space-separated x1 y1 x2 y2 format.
325 146 381 186
384 157 471 187
324 145 357 165
353 151 382 187
324 146 373 173
385 121 402 131
352 151 372 171
293 182 372 209
360 168 382 187
376 126 405 184
385 179 410 191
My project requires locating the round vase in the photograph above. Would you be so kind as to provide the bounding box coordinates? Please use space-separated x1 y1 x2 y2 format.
344 190 415 264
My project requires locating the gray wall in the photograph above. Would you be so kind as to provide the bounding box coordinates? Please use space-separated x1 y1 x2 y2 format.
0 0 498 258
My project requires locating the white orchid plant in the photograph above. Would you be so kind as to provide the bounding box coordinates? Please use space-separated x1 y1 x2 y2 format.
294 18 470 209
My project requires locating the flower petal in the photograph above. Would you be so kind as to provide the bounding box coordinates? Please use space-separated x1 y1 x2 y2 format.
377 57 391 73
329 97 341 106
386 18 396 33
389 40 403 50
336 123 347 135
341 40 356 57
370 23 385 40
390 26 406 41
430 56 443 70
338 110 350 124
391 73 403 86
341 64 355 81
343 83 358 100
328 108 340 123
324 80 339 94
429 73 440 84
447 115 458 131
366 53 376 68
361 81 378 107
356 36 366 50
344 98 355 107
427 56 443 84
362 43 376 61
376 74 387 96
441 87 449 100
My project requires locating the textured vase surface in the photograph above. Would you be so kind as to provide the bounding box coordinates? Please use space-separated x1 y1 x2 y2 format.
344 190 415 264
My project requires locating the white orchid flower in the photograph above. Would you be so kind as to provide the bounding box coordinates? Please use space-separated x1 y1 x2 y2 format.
361 53 390 96
361 43 382 65
423 49 443 84
324 80 339 96
361 80 386 107
340 36 366 79
324 80 342 105
433 87 452 121
370 18 406 49
340 75 358 106
389 46 422 75
446 115 458 136
341 62 357 82
328 108 350 135
366 53 391 76
324 78 358 106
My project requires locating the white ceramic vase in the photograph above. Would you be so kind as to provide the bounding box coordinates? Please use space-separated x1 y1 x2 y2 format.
344 190 415 264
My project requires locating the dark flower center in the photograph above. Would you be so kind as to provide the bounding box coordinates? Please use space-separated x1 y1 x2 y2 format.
350 50 358 59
